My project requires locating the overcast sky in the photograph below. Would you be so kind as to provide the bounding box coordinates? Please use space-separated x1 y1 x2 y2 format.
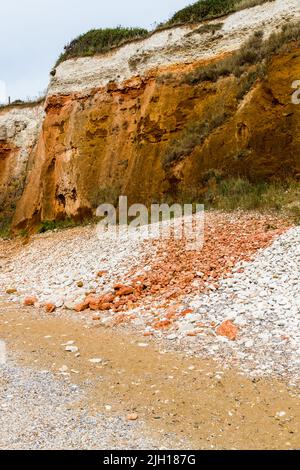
0 0 192 102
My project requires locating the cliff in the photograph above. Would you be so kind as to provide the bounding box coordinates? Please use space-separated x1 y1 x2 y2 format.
0 0 299 231
0 104 44 229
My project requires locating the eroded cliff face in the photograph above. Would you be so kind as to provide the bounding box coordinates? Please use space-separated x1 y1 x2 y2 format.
175 48 300 195
0 104 44 224
1 0 299 230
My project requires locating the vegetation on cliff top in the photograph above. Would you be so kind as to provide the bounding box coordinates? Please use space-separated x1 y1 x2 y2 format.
56 27 149 65
54 0 275 66
164 0 275 26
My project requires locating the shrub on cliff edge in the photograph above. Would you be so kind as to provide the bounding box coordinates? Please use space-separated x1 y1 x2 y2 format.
56 27 149 65
165 0 275 26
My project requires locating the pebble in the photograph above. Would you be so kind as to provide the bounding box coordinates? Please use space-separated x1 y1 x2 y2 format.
276 411 287 418
181 227 300 380
0 215 299 383
0 362 179 449
166 334 177 341
89 358 103 364
65 346 79 353
127 413 138 421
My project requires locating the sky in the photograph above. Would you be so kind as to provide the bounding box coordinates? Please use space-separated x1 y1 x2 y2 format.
0 0 192 102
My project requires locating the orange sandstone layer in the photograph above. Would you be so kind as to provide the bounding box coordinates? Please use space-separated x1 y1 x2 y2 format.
13 46 300 230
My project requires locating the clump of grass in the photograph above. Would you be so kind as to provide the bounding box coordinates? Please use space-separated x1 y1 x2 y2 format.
38 218 78 234
235 0 273 9
205 177 264 210
162 111 228 168
186 22 223 37
165 0 274 27
156 73 175 85
37 215 103 234
236 63 266 99
0 217 11 239
202 175 300 222
19 228 29 238
185 22 300 85
55 27 149 65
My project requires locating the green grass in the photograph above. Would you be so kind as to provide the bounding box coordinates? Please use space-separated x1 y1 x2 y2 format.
38 218 79 234
0 217 11 239
201 176 300 223
54 1 276 66
236 64 266 100
185 22 223 36
185 22 300 85
37 216 103 234
165 0 275 26
55 27 149 66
